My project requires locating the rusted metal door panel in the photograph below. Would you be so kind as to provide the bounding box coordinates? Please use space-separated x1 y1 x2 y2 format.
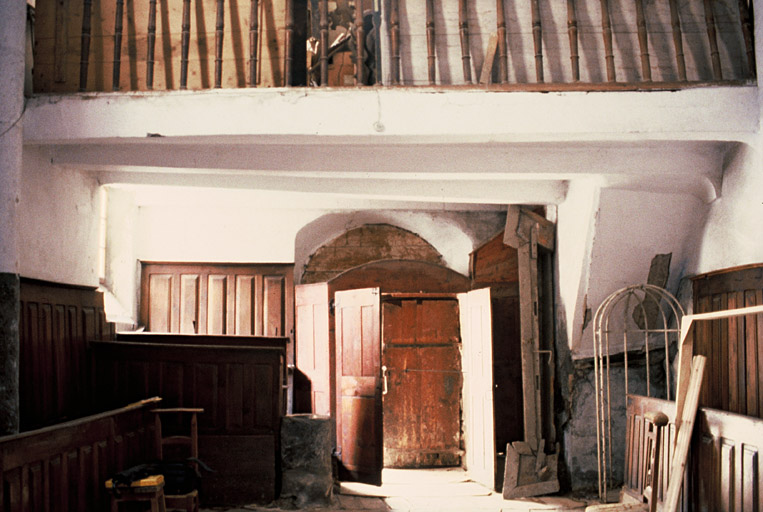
295 283 332 416
458 288 496 489
382 298 462 468
335 287 382 484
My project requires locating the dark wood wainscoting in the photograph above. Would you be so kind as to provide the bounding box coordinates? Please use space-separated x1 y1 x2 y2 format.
19 278 115 431
91 337 286 505
0 398 159 512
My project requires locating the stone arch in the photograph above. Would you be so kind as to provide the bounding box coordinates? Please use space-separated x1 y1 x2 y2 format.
301 223 444 284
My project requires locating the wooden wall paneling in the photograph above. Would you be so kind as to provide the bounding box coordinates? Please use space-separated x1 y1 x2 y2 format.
295 283 332 416
0 398 159 512
90 339 284 503
236 275 255 334
19 279 115 431
179 273 200 333
693 264 763 419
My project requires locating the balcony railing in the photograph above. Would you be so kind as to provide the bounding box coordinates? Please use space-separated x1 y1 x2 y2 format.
32 0 755 93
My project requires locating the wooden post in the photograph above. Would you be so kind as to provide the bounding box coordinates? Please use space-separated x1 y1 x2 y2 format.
531 0 543 82
600 0 615 82
113 0 125 90
249 0 260 86
634 0 651 81
215 0 225 88
79 0 93 91
567 0 579 81
668 0 687 81
356 0 366 85
738 0 756 77
180 0 191 89
146 0 157 90
703 0 722 80
426 0 436 85
319 0 328 86
496 0 508 83
458 0 472 83
390 0 401 84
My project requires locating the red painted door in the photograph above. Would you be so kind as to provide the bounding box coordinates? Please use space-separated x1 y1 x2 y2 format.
382 297 462 468
334 287 382 484
295 283 332 416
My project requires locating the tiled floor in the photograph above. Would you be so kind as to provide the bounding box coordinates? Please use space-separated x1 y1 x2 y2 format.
202 468 593 512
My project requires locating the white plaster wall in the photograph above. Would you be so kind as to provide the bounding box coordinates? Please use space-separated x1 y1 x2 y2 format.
555 178 601 351
572 187 708 358
692 142 763 274
19 147 101 287
103 186 139 323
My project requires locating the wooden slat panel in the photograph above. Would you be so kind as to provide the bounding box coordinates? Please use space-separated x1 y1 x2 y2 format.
179 274 200 334
235 275 255 334
295 283 332 416
745 290 759 417
148 274 173 332
263 275 284 337
207 275 228 334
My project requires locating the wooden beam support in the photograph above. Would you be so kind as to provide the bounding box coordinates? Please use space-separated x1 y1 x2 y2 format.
112 0 125 90
356 0 366 85
319 0 328 86
703 0 723 80
390 0 401 84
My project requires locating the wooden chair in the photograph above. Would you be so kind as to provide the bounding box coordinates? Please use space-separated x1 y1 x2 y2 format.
152 408 204 512
585 411 669 512
106 474 167 512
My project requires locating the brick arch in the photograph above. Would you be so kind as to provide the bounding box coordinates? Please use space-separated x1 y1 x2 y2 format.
300 224 445 284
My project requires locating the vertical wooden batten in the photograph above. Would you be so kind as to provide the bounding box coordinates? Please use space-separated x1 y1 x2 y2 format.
703 0 723 80
599 0 616 82
390 0 401 84
668 0 687 80
496 0 508 83
634 0 651 81
738 0 756 77
146 0 157 89
319 0 328 86
215 0 225 88
180 0 191 89
567 0 579 81
425 0 436 84
458 0 472 83
79 0 92 90
249 0 260 86
531 0 543 82
54 0 68 83
356 0 366 85
112 0 125 90
284 0 294 86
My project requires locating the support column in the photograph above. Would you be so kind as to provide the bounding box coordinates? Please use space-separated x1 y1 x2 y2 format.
0 0 27 436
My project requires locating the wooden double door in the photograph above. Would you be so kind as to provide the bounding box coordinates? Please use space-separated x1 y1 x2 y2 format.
296 284 503 487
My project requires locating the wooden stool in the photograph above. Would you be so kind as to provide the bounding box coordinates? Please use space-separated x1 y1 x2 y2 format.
106 474 167 512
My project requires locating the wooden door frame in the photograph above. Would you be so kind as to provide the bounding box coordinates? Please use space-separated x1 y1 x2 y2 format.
502 206 559 497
